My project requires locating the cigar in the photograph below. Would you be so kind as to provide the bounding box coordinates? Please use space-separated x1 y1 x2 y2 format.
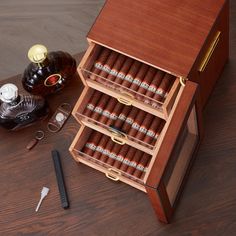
128 110 146 137
151 121 165 146
113 145 130 169
144 70 165 103
143 118 162 144
106 143 123 166
136 67 156 100
90 48 111 80
140 158 150 180
99 139 116 163
98 98 117 124
93 136 110 160
126 150 143 175
152 73 174 106
113 57 134 86
133 153 150 178
112 106 131 130
135 113 154 140
130 64 149 91
90 94 110 120
107 102 124 126
121 60 142 88
106 54 126 84
119 147 137 172
83 91 102 117
82 131 102 157
121 107 139 133
97 51 119 83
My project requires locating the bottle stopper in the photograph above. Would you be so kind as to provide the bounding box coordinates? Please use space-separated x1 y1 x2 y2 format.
0 83 18 103
28 44 48 63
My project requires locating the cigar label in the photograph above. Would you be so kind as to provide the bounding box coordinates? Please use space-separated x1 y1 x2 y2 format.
82 131 102 156
133 153 150 178
136 113 154 140
93 136 110 160
127 110 146 137
106 144 123 166
90 48 111 80
83 91 102 117
113 145 130 169
126 151 143 175
130 64 149 91
107 102 124 126
98 98 117 124
119 147 136 172
99 139 116 163
113 106 131 130
122 107 139 133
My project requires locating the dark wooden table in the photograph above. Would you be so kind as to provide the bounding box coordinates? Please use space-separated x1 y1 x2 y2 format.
1 48 236 236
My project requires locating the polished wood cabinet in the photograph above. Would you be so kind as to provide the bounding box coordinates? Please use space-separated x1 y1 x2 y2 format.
69 0 228 223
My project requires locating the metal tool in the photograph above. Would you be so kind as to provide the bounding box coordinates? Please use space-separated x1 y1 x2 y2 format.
35 187 50 212
26 130 45 150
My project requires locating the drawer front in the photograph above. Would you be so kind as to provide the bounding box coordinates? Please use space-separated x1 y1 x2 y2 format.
72 87 166 154
146 81 201 207
69 125 153 192
78 42 181 120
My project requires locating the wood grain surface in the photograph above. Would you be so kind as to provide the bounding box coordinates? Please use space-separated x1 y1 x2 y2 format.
0 0 236 235
88 0 226 77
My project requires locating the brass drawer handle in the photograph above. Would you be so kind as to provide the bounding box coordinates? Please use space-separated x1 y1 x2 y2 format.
105 168 121 181
199 31 221 72
117 92 134 106
111 135 126 145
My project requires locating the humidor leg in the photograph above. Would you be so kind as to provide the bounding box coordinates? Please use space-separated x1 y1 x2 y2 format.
146 181 173 223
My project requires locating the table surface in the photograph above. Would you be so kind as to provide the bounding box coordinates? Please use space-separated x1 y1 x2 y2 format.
1 52 236 236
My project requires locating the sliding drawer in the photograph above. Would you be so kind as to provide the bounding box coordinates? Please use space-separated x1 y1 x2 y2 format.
78 42 182 120
69 126 152 192
72 87 166 154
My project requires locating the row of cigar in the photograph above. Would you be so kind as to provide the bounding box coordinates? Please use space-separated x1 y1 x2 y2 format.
83 90 165 145
89 47 175 107
81 131 150 179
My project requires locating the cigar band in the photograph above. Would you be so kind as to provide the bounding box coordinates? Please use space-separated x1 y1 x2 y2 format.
85 142 97 151
126 117 134 125
110 69 118 76
116 155 124 162
109 152 117 160
146 130 156 138
154 132 160 140
131 122 140 130
139 126 148 134
96 146 104 153
144 99 150 104
124 74 133 82
118 114 127 121
143 167 148 173
140 81 149 89
151 102 161 109
102 110 111 118
94 106 103 114
155 88 166 97
147 85 157 93
132 78 142 86
87 103 95 111
117 72 126 79
102 65 111 73
102 149 110 156
136 164 145 171
94 62 103 70
123 158 131 166
110 113 118 120
129 161 137 168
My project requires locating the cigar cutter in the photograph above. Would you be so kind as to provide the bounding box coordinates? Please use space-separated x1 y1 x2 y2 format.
47 103 72 133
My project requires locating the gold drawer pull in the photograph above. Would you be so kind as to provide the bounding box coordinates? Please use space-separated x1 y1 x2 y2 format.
179 77 188 87
111 135 126 145
105 168 121 181
117 92 134 106
199 31 221 72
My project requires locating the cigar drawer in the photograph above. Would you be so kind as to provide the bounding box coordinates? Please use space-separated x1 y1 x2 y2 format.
69 125 149 192
78 42 181 120
72 87 168 154
70 81 202 223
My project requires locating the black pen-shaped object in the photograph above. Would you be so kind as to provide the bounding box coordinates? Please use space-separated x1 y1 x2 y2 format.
52 150 70 209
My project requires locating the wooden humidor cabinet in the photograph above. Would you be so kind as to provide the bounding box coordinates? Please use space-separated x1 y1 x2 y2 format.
69 0 228 223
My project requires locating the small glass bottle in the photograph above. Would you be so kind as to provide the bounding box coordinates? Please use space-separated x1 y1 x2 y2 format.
0 83 49 130
22 44 77 96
